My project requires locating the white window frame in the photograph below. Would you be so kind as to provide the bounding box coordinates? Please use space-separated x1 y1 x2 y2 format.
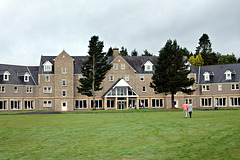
218 85 222 91
121 64 125 70
107 99 115 108
91 100 103 108
142 86 146 92
0 100 7 110
125 75 129 81
231 84 239 90
10 100 21 110
26 87 33 93
14 86 18 93
225 70 232 80
202 85 210 91
43 61 53 72
48 87 52 93
203 72 210 81
75 100 87 109
185 99 192 104
45 75 50 82
140 76 144 81
43 101 52 107
201 98 212 107
62 91 66 97
24 100 34 110
215 98 226 107
62 80 66 86
62 68 66 74
3 71 10 81
113 64 118 70
109 75 114 81
152 99 163 108
0 86 6 93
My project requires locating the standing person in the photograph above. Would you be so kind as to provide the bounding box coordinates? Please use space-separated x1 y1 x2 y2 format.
188 102 193 118
183 103 188 118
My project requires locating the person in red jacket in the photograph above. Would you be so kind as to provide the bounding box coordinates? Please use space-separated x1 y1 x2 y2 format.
183 103 188 118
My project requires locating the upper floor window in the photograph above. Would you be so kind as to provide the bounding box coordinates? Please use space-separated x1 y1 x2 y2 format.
0 86 5 93
3 71 10 81
113 64 118 70
43 61 53 72
45 76 50 82
14 87 18 93
109 75 114 81
224 70 235 80
62 91 66 97
62 68 66 74
125 75 129 81
43 87 52 93
203 72 210 81
202 85 209 91
26 87 33 93
121 64 125 70
218 85 222 91
24 72 30 82
62 80 66 86
140 76 144 81
231 84 239 90
142 86 146 92
144 61 153 71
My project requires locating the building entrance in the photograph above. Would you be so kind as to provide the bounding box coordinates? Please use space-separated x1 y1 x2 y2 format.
117 100 126 110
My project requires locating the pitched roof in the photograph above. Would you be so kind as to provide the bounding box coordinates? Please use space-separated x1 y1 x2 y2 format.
0 64 39 85
191 63 240 84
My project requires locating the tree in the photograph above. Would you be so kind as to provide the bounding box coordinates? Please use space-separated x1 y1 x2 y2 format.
142 49 153 56
195 33 218 65
77 36 112 109
150 39 195 108
180 47 190 58
131 49 138 56
218 54 237 64
106 47 113 56
189 53 204 66
119 46 128 56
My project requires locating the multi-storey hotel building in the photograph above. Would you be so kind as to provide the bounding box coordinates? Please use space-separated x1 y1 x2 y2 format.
1 48 240 111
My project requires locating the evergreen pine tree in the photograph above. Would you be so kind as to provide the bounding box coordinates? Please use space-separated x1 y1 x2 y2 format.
131 49 138 56
150 39 195 108
77 36 112 109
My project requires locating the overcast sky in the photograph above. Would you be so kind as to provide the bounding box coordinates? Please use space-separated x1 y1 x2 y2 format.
0 0 240 66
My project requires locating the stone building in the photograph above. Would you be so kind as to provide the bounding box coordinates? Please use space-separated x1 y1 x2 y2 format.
1 48 240 111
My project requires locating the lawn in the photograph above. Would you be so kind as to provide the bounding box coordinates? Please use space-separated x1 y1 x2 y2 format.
0 110 240 160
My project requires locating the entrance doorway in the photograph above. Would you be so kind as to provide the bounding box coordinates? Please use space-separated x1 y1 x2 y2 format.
117 100 126 110
62 102 67 111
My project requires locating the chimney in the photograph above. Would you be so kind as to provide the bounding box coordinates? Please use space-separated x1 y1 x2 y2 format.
113 47 119 57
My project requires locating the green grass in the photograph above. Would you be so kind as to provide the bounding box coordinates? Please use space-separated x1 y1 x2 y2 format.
0 110 240 160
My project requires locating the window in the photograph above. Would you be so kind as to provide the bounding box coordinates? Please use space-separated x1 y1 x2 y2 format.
45 76 50 82
225 70 232 80
117 87 127 96
218 85 222 91
201 98 212 107
230 97 240 106
109 75 114 81
3 71 10 81
113 64 118 70
75 100 87 109
24 100 34 110
203 72 210 81
121 64 125 70
62 68 66 74
125 75 129 81
11 100 21 110
91 100 103 108
43 61 53 72
231 84 239 90
14 87 18 93
215 98 226 107
202 85 210 91
62 91 66 97
152 99 163 107
62 80 66 86
140 76 144 81
144 61 153 71
26 87 33 93
139 99 148 108
0 100 7 110
142 86 146 92
128 99 137 108
43 101 52 107
0 86 5 93
107 100 115 108
185 99 192 104
79 75 83 80
43 87 52 93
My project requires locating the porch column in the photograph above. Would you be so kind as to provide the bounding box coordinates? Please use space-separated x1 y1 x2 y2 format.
104 97 107 110
115 97 118 110
126 97 129 109
137 97 139 109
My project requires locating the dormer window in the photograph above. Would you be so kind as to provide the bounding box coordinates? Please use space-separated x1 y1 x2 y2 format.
43 61 53 72
224 70 235 80
24 72 30 82
3 71 10 81
203 72 210 81
144 61 153 71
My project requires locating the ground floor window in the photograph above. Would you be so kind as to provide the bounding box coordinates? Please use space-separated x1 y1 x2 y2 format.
128 99 136 108
107 100 115 108
201 98 212 107
215 98 226 106
11 100 21 110
91 100 103 108
185 99 192 104
0 100 7 110
152 99 163 107
75 100 87 109
24 100 34 110
230 97 240 106
43 101 52 107
139 99 148 108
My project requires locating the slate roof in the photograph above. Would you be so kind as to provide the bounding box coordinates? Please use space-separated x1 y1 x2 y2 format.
0 64 39 85
191 63 240 84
